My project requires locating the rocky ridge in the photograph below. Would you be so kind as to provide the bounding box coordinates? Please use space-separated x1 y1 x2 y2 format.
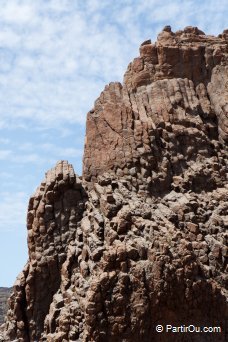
1 26 228 341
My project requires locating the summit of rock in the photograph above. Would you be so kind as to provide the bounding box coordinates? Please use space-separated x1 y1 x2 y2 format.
1 27 228 342
83 26 228 184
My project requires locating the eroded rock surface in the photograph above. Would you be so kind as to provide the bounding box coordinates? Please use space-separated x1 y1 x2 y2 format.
83 26 228 185
1 27 228 342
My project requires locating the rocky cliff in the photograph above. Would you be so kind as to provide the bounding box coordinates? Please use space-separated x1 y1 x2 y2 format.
1 26 227 342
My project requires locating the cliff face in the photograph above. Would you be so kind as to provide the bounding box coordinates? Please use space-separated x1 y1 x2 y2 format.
1 27 228 342
83 25 228 185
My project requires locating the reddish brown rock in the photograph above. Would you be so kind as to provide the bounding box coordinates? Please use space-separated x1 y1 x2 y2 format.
83 26 228 188
1 27 228 342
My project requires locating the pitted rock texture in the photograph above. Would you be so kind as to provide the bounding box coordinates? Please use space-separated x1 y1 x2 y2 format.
1 27 228 342
1 161 87 342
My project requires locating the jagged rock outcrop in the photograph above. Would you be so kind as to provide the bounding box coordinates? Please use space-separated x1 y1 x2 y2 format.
83 26 228 186
1 27 228 342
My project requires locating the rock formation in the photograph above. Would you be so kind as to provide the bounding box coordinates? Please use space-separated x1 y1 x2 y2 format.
1 26 227 341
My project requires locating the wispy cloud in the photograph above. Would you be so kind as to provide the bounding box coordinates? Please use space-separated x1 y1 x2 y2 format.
0 0 225 129
0 1 35 24
0 149 12 160
0 138 11 144
0 191 28 232
0 142 83 165
40 143 83 158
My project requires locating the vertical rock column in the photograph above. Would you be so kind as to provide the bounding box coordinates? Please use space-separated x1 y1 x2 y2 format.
4 161 86 341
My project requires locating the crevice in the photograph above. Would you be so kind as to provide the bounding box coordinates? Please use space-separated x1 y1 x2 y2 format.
102 117 127 141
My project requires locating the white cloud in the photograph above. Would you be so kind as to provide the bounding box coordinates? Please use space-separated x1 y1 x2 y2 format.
40 143 83 159
0 171 13 179
13 153 44 164
0 149 12 159
0 0 226 130
0 148 43 164
0 32 20 50
0 191 28 232
0 2 35 24
0 138 10 144
0 141 83 166
17 142 34 151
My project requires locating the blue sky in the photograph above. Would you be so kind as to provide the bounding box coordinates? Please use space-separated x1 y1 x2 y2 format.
0 0 227 287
